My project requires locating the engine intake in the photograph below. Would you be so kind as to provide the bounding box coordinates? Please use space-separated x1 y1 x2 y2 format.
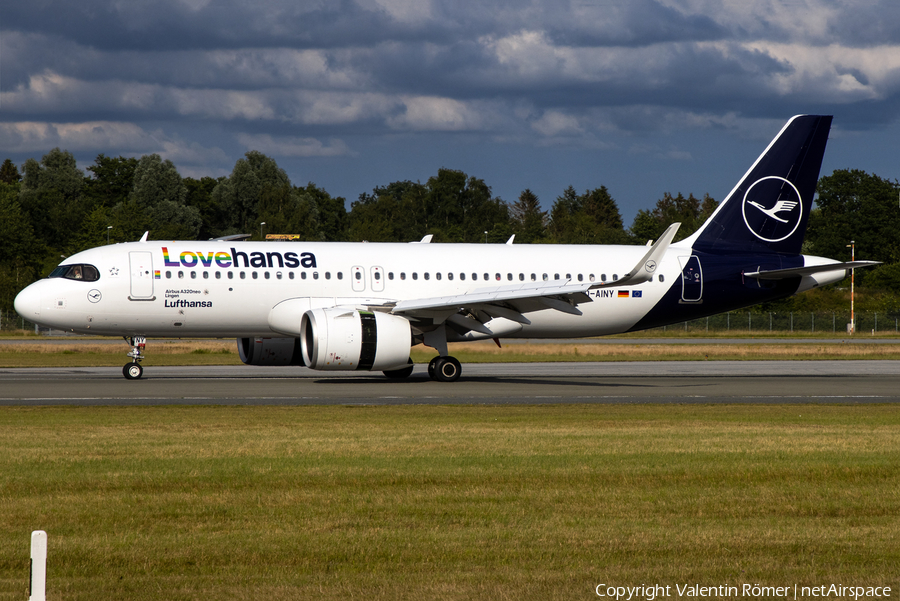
300 308 411 371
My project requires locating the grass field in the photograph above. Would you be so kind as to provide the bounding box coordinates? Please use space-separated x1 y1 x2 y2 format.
2 338 900 367
1 405 899 600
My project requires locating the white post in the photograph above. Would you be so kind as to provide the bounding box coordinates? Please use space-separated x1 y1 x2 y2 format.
30 531 47 601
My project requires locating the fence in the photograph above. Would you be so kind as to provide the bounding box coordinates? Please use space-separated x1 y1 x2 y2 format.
646 311 900 335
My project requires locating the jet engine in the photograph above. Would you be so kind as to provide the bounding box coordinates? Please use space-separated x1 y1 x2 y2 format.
300 308 411 371
237 337 305 366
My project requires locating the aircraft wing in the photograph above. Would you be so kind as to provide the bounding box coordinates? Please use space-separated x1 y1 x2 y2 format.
390 280 593 321
744 261 881 280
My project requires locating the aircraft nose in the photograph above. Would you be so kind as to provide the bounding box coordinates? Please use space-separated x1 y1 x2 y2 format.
14 283 42 320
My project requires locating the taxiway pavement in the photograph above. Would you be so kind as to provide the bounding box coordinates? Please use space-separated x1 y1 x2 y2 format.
0 362 897 405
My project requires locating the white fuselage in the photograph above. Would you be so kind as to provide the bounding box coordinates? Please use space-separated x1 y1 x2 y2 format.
15 240 688 339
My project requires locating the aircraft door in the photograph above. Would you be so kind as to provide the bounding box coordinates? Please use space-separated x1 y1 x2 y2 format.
371 266 384 292
129 251 155 300
351 266 365 292
679 255 703 302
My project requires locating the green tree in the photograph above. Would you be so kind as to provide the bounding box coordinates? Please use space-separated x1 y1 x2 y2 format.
548 185 629 244
510 189 547 243
628 192 717 243
422 169 510 243
212 151 291 233
808 169 900 265
257 183 323 241
0 159 21 184
19 148 86 249
185 176 226 240
300 183 346 241
108 154 201 241
0 181 43 313
83 155 138 210
349 181 428 242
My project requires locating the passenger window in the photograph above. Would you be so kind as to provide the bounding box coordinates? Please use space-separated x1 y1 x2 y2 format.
495 273 501 281
215 271 221 280
578 274 583 282
435 273 441 280
337 272 343 280
460 273 465 281
412 273 418 280
659 275 665 283
554 274 560 280
355 271 362 280
265 272 271 279
166 271 171 279
191 271 197 279
289 272 295 280
301 272 307 279
252 272 258 280
388 272 394 280
507 273 513 281
313 272 319 280
613 274 618 281
589 274 595 282
519 274 524 281
325 272 331 280
566 273 572 280
240 272 246 279
375 272 381 281
203 271 209 279
276 272 282 280
542 273 548 281
448 273 453 281
178 271 184 279
400 272 406 280
228 272 234 279
601 274 607 282
424 273 430 280
531 273 536 281
482 273 488 280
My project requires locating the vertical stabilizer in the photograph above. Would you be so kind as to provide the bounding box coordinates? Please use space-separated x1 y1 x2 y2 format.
686 115 832 255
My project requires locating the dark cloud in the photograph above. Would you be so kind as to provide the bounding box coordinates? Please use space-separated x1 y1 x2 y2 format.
2 0 899 220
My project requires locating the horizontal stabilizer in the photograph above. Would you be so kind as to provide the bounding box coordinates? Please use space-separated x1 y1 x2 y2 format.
745 261 881 280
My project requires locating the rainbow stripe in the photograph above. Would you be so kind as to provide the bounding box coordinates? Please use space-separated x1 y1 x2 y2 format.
154 270 161 279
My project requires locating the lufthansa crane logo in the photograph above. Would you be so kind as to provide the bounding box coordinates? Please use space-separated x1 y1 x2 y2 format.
741 176 803 242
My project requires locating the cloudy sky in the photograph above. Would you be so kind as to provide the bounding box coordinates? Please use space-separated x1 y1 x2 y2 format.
3 0 899 223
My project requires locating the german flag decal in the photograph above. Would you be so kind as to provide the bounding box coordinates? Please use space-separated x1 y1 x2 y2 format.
618 290 629 298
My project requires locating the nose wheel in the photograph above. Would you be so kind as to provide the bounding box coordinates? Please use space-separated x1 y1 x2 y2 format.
123 336 146 380
123 362 143 380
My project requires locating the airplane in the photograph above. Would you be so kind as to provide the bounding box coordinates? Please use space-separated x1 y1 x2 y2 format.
14 115 879 382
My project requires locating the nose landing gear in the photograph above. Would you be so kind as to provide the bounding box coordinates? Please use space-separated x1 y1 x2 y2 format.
123 336 146 380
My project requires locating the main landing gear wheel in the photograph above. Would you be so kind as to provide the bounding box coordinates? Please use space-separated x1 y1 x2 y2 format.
383 359 415 379
429 356 461 382
123 362 143 380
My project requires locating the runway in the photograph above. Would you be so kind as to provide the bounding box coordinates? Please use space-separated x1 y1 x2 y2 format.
0 361 898 405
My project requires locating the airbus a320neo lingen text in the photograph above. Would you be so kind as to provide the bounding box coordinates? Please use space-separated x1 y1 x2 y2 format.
14 115 878 381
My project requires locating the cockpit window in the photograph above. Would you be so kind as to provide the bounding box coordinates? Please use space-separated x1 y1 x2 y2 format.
49 264 100 282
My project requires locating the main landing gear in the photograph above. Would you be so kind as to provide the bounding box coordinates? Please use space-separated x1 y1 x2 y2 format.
428 356 461 382
123 335 146 380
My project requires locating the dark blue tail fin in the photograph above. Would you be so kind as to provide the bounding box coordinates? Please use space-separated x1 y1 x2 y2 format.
689 115 832 255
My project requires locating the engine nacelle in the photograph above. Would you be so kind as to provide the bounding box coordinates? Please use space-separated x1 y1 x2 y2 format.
237 337 305 366
300 308 411 371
